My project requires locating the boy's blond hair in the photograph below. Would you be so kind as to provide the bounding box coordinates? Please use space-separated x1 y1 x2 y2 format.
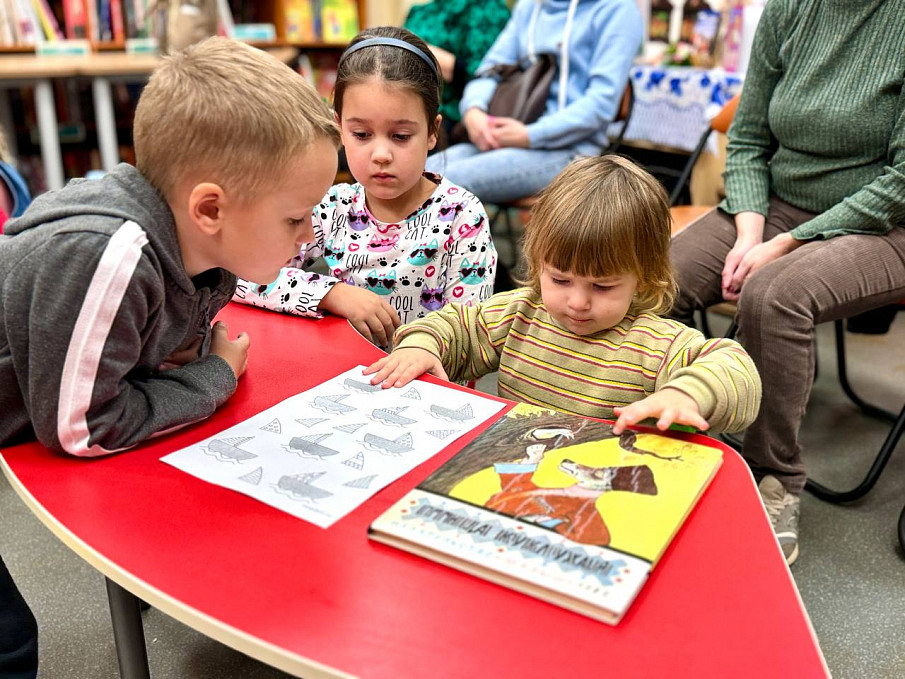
134 37 340 200
521 154 676 315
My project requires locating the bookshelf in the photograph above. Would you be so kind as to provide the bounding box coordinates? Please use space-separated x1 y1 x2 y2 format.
0 0 366 194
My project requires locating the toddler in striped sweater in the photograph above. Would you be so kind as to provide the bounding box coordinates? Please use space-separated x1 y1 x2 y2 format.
364 155 761 434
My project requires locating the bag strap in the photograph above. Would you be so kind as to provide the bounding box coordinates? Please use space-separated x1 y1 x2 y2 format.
528 0 578 112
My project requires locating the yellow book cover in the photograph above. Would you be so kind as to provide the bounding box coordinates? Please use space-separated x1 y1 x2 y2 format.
318 0 357 44
283 0 316 43
369 403 722 624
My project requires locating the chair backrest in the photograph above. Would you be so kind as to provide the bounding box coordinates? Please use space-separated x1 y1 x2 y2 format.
668 92 741 206
605 80 636 154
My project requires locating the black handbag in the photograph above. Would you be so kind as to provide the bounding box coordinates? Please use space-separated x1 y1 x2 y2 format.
485 53 556 124
448 54 555 145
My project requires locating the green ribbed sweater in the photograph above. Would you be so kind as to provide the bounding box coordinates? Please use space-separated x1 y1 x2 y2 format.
722 0 905 239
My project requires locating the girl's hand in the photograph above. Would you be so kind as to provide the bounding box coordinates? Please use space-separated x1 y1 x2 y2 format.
489 117 530 148
611 388 709 435
723 233 803 302
319 283 400 346
362 348 449 388
463 108 500 151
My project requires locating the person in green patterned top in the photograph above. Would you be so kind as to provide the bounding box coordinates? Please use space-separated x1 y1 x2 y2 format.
669 0 905 566
404 0 510 138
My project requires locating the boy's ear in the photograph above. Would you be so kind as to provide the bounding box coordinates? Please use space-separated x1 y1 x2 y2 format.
188 182 227 235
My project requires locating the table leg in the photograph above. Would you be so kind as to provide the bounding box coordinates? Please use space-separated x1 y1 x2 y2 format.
34 79 64 191
0 90 17 161
92 77 120 172
105 577 151 679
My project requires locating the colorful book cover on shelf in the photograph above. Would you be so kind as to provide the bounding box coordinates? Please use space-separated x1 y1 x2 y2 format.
318 0 356 44
283 0 316 42
369 403 723 624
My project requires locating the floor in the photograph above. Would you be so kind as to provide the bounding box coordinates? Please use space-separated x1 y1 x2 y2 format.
2 249 905 677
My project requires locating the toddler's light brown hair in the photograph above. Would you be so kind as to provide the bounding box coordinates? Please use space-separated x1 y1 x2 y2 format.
521 154 676 314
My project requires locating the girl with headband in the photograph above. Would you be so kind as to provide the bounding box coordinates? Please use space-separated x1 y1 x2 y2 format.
233 27 497 346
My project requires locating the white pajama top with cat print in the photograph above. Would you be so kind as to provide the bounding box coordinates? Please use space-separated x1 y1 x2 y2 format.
232 173 497 324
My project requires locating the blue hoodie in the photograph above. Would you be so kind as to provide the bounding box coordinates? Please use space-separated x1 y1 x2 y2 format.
460 0 642 151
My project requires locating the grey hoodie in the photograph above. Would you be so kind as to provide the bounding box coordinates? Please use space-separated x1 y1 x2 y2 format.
0 164 237 455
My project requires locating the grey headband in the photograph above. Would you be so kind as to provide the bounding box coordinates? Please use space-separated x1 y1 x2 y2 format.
339 37 439 81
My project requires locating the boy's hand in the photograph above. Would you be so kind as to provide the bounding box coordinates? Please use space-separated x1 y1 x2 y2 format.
362 348 449 388
320 283 400 346
159 335 203 371
611 388 709 435
209 321 250 379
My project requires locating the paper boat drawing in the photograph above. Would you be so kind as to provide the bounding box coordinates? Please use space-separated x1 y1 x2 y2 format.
287 433 340 459
370 406 417 427
310 394 355 414
361 432 414 456
275 472 333 501
205 436 257 462
343 377 382 393
429 403 474 422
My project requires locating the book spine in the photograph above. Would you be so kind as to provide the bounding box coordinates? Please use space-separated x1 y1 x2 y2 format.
30 0 63 40
62 0 87 39
109 0 123 42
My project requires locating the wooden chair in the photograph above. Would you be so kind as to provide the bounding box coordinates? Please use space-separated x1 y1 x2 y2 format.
488 80 637 262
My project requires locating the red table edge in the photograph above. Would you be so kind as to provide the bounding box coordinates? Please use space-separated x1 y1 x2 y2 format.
0 454 356 679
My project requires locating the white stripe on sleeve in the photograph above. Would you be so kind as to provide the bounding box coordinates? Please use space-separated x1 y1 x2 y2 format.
57 221 149 457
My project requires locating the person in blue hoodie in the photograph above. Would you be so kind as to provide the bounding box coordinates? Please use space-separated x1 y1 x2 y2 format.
426 0 642 204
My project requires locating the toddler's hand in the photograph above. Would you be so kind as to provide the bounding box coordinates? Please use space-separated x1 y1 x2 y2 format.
209 321 250 379
320 283 400 346
362 348 449 388
611 388 709 435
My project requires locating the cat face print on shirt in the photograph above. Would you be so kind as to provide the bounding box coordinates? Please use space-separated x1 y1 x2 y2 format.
347 207 370 231
459 258 489 285
367 232 400 252
407 239 439 266
420 285 445 311
437 198 466 222
324 239 345 268
365 269 397 295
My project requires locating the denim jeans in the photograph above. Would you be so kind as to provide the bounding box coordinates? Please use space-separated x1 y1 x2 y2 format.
426 143 596 204
0 555 38 679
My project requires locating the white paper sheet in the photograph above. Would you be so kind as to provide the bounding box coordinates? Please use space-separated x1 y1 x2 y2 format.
161 366 506 528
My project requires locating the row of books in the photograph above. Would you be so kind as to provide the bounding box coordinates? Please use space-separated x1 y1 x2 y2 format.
279 0 357 44
0 0 152 47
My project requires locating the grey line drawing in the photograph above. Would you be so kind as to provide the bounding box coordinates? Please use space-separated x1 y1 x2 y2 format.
401 387 421 400
370 406 417 427
238 466 264 485
259 418 281 434
204 436 258 463
427 429 459 440
310 394 355 415
429 403 474 422
295 417 328 428
343 474 377 489
274 472 333 501
361 432 414 456
343 377 382 393
334 422 366 434
286 433 341 459
342 452 365 470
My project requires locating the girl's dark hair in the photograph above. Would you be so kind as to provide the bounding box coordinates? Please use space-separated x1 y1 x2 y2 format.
334 26 442 135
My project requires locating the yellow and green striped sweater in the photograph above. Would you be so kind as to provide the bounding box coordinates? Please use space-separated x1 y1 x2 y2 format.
394 288 761 433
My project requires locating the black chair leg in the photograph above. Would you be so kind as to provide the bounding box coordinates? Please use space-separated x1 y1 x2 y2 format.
898 502 905 555
835 319 897 421
804 400 905 503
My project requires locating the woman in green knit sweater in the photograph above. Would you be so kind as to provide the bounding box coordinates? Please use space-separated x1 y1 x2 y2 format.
670 0 905 566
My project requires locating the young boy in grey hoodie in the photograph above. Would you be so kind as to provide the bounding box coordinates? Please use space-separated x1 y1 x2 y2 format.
0 37 339 676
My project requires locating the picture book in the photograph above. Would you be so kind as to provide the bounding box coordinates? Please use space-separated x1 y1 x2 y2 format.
369 403 723 624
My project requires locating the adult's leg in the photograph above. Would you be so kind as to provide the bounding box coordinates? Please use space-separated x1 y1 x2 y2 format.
426 146 579 204
738 224 905 493
669 208 737 327
0 555 38 679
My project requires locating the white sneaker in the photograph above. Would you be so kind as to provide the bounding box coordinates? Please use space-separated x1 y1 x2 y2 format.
758 475 800 566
